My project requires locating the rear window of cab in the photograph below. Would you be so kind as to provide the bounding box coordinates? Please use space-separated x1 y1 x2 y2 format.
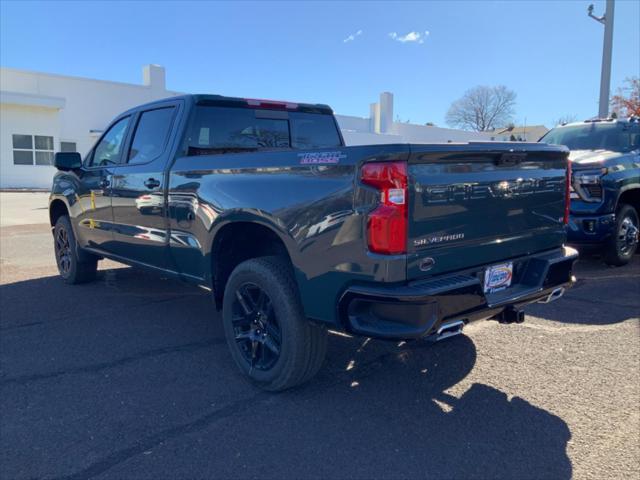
186 106 342 155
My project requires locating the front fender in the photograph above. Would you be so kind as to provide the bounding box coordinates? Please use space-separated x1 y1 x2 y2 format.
49 172 82 224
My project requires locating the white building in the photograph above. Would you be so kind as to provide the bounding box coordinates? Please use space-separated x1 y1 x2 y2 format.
337 91 496 146
488 125 549 143
1 65 181 188
1 65 496 189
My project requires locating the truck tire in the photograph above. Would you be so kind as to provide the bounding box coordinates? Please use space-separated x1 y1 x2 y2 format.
222 256 327 391
53 215 98 284
604 203 639 266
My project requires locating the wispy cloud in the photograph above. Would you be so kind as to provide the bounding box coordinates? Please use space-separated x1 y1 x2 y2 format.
388 30 430 44
343 29 363 43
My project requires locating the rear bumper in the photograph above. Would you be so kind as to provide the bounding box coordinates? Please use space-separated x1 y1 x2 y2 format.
567 213 615 245
338 246 578 340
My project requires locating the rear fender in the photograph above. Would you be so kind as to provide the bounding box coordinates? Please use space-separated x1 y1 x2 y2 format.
206 210 301 273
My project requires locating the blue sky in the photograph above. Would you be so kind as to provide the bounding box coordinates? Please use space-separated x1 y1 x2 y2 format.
1 0 639 128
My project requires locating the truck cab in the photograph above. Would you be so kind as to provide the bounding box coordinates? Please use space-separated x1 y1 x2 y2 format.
540 118 640 265
49 94 577 391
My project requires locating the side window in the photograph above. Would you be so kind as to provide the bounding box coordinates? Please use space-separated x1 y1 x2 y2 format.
89 116 130 167
127 107 175 164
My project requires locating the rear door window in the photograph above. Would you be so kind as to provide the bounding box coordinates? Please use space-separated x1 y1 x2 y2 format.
187 106 341 155
127 107 176 164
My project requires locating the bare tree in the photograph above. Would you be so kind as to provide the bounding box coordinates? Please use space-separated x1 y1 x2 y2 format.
446 85 516 131
552 114 577 126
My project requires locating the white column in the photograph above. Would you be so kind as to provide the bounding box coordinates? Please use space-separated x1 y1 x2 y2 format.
379 92 394 133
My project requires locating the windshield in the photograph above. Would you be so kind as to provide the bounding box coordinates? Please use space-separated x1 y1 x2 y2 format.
540 123 640 153
186 106 342 155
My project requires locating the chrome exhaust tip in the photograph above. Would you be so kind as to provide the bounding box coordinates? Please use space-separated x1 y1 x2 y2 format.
538 287 565 304
433 320 465 341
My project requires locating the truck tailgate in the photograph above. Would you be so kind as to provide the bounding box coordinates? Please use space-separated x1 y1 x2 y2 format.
407 144 568 280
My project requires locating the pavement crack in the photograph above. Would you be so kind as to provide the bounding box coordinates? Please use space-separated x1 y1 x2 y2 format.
0 339 225 387
0 320 45 332
50 345 401 480
51 391 269 480
0 294 195 333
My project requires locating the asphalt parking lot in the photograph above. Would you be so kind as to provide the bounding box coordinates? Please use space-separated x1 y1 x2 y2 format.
1 192 638 480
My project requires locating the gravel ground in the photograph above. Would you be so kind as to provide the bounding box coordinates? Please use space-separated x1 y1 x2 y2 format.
1 192 638 480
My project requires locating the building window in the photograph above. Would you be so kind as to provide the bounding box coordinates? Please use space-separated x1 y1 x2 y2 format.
12 134 54 166
12 135 33 165
60 141 77 152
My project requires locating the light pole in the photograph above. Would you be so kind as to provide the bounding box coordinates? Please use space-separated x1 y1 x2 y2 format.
588 1 615 118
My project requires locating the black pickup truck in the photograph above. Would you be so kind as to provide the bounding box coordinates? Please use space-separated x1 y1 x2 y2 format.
50 94 577 390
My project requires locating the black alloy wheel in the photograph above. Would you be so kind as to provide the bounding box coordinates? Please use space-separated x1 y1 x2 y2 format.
232 282 282 371
55 225 73 276
221 256 328 391
53 215 98 283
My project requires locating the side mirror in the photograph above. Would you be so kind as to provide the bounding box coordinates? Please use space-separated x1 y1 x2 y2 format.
54 152 82 171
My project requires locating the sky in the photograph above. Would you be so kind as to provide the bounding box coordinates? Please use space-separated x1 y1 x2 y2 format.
1 0 639 128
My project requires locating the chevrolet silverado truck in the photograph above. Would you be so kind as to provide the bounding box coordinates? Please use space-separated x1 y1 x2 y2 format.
540 117 639 265
49 94 577 390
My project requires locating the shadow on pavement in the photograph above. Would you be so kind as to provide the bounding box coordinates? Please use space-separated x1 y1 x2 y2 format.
0 268 572 479
270 334 573 480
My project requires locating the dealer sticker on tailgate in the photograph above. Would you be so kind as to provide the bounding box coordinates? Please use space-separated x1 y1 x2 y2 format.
484 262 513 293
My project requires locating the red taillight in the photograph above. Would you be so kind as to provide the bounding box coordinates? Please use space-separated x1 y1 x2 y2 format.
361 161 408 255
564 158 572 225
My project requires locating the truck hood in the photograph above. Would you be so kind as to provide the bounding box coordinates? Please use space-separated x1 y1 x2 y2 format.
568 149 623 166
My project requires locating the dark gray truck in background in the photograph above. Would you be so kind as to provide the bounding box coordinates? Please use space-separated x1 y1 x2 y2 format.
49 94 577 390
540 118 640 265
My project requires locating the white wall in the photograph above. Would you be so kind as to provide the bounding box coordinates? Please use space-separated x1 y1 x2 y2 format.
337 113 495 145
0 104 60 188
335 114 371 133
1 65 180 188
389 122 494 143
342 131 403 145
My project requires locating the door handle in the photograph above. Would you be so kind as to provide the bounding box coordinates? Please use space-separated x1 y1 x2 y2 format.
99 178 110 188
144 178 161 189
